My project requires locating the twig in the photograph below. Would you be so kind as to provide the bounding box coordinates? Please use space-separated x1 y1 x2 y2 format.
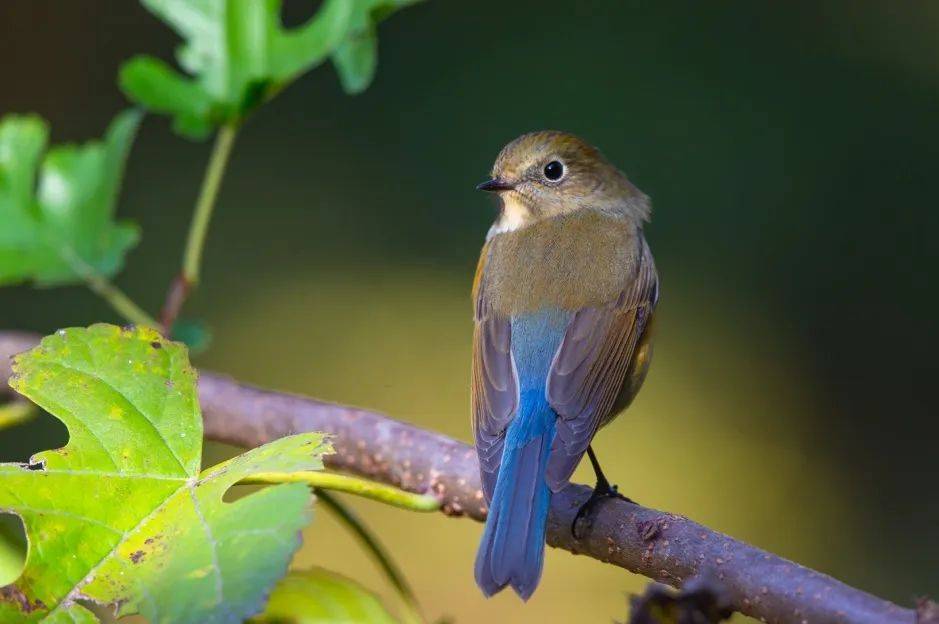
160 124 238 331
0 331 919 624
159 274 191 334
315 490 425 624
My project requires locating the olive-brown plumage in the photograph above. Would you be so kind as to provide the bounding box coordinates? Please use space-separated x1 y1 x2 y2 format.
471 131 658 599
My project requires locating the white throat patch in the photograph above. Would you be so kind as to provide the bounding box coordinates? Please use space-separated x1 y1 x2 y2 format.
487 194 532 239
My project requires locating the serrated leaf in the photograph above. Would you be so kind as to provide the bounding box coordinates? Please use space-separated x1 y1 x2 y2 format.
120 0 421 138
331 0 423 94
0 324 330 623
0 111 141 287
250 568 398 624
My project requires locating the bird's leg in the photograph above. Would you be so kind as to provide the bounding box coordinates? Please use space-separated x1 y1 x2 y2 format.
571 446 636 539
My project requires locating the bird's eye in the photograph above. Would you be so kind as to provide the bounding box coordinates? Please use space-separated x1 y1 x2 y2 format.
543 160 564 181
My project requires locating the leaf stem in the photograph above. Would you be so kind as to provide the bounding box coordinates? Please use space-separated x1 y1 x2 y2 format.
62 248 159 328
82 269 160 328
315 490 426 624
240 471 440 512
161 123 238 332
183 124 238 286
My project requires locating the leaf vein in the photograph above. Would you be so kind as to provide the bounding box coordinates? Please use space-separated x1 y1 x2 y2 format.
3 505 123 536
44 359 189 476
188 485 228 618
53 485 189 619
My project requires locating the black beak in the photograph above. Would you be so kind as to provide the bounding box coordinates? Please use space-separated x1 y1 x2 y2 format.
476 177 515 192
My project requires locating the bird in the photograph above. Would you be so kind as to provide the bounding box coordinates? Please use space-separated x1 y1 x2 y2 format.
471 130 659 600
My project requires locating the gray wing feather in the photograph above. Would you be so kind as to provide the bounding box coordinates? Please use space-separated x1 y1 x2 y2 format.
472 307 518 501
545 237 658 491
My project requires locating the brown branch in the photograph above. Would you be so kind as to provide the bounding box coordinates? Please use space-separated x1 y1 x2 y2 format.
0 331 919 624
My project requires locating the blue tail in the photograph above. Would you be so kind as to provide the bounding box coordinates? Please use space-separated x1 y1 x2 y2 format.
475 390 555 600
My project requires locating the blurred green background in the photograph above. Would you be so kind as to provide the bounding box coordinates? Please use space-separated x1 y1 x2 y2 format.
2 1 938 622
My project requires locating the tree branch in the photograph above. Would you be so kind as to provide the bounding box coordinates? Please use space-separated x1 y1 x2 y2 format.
0 331 919 624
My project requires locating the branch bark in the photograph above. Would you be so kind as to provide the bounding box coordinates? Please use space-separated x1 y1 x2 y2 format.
0 331 918 624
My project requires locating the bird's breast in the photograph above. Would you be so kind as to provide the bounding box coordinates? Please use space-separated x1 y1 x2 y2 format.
480 210 640 316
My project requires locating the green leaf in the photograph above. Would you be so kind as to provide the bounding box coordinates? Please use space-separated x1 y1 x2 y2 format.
0 324 330 623
250 568 398 624
121 0 422 137
331 0 423 95
121 0 352 138
0 111 141 287
119 57 216 139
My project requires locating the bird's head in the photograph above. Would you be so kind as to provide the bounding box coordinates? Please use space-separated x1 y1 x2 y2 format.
477 131 649 236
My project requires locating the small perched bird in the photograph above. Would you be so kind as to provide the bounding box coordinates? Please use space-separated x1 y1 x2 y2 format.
471 131 658 599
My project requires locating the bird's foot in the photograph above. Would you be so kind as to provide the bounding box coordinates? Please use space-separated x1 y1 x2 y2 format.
571 479 635 540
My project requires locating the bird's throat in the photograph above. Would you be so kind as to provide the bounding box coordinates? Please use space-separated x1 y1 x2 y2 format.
488 194 534 238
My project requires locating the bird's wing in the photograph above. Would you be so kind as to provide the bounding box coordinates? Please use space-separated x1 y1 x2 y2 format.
545 236 658 491
471 246 518 502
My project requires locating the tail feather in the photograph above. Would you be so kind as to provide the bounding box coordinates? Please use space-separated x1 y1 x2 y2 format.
474 427 554 600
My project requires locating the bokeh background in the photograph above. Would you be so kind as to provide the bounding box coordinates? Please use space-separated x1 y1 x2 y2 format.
2 1 938 622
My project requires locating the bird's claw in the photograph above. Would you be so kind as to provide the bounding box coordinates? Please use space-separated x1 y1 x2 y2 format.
570 481 635 540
